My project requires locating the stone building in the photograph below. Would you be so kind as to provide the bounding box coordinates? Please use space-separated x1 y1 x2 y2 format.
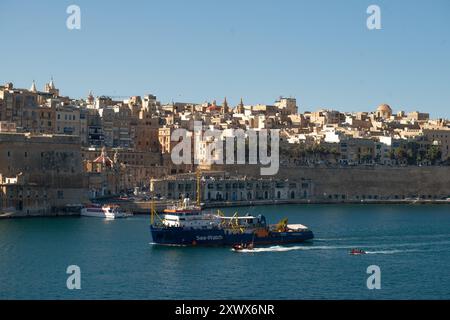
82 146 166 195
422 128 450 161
55 105 81 135
0 173 52 216
0 132 87 215
44 78 60 97
134 109 161 152
150 172 313 203
87 108 104 146
275 97 298 116
0 83 38 126
158 126 174 154
0 121 16 133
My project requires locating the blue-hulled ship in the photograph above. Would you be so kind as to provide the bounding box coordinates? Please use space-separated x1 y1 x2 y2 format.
150 198 314 246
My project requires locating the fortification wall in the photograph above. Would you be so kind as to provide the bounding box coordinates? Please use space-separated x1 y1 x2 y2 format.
212 165 450 199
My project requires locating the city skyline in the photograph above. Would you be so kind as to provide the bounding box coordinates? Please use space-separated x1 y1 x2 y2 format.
3 77 449 120
0 0 449 117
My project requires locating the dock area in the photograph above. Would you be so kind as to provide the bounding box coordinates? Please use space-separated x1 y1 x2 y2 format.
118 198 450 215
1 198 449 219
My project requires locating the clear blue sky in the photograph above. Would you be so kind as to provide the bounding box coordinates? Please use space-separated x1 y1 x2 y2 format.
0 0 449 118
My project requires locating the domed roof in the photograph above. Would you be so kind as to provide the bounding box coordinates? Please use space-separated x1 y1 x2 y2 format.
206 105 220 112
377 104 392 112
93 154 113 166
93 148 113 167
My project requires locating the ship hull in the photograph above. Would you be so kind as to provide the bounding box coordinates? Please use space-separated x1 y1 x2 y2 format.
150 226 314 246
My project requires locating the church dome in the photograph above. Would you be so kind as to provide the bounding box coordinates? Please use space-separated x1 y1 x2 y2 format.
377 104 392 113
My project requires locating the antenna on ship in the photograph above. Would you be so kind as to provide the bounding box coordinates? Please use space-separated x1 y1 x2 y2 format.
149 176 157 225
196 169 202 206
150 199 155 225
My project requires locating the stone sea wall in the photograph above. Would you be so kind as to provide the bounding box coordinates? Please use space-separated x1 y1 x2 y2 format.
213 165 450 200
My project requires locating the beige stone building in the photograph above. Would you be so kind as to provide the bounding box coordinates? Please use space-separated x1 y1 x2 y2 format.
0 132 87 215
133 109 160 152
150 172 313 202
0 83 38 126
0 173 52 216
82 147 166 195
422 128 450 161
55 105 81 135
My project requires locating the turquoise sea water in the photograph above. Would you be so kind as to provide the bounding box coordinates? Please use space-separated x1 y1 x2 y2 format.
0 204 449 299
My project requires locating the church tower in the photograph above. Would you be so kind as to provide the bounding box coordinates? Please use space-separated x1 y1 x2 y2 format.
30 80 37 93
221 97 229 115
87 90 94 104
44 77 59 97
236 98 244 114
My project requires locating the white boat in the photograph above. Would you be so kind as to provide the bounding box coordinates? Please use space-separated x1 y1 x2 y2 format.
80 204 131 219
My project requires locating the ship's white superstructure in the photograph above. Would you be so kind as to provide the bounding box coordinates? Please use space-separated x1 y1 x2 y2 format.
160 198 261 231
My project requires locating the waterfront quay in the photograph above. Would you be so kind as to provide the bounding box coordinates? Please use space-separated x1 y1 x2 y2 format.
120 198 450 215
3 197 449 219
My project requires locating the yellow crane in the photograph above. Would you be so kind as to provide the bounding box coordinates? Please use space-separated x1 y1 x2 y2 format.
275 217 289 232
149 177 163 226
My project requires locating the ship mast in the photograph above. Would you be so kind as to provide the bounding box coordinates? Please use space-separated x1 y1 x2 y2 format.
150 199 155 225
150 176 155 225
196 169 201 206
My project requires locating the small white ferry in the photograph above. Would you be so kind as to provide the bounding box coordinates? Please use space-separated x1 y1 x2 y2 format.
80 204 131 219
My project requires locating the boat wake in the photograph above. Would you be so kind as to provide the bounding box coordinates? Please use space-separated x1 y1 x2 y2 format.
233 243 443 254
233 245 344 253
364 249 421 255
315 234 450 242
149 242 188 247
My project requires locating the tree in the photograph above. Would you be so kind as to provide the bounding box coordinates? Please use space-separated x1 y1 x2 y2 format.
394 148 408 162
425 145 442 164
360 150 373 163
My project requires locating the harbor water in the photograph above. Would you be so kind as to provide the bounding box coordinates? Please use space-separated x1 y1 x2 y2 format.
1 204 449 299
